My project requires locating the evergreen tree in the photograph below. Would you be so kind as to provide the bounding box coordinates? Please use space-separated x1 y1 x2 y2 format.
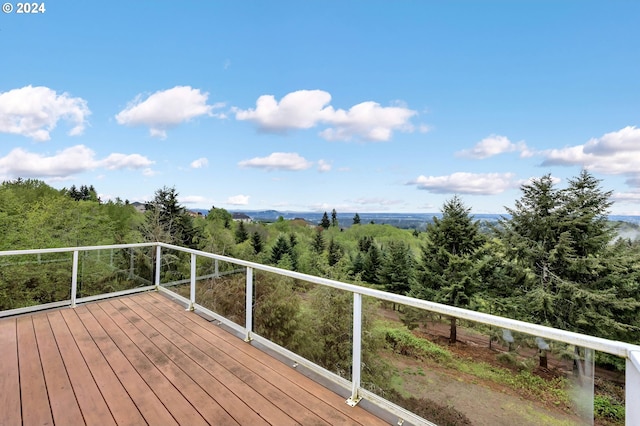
250 231 263 254
362 244 382 284
378 241 414 295
353 213 361 225
311 228 325 253
270 235 291 265
235 220 249 243
320 212 330 229
350 252 365 277
498 171 639 344
411 196 484 343
331 209 339 227
327 238 342 266
143 186 201 248
357 235 374 253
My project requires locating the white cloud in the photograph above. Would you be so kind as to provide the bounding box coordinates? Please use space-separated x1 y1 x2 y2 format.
0 145 153 179
100 153 154 170
234 89 417 142
611 191 640 203
317 159 332 172
0 85 90 141
456 135 531 159
541 126 640 175
190 157 209 169
350 197 404 206
235 90 332 131
227 194 249 205
238 152 313 171
115 86 220 138
408 172 516 195
181 195 206 204
142 168 158 177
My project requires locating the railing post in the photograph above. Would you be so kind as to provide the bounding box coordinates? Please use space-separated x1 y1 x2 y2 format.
627 350 640 425
187 253 196 311
347 292 363 406
154 245 161 289
214 259 219 277
70 250 79 307
244 267 253 342
129 247 134 279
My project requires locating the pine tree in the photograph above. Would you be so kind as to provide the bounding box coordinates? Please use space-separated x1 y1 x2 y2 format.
350 252 365 277
353 213 361 225
250 231 263 254
143 186 201 248
378 241 414 295
498 171 639 345
358 236 374 253
235 221 249 243
362 244 382 284
270 235 291 265
327 238 342 266
331 209 339 227
320 212 330 229
311 228 325 253
411 196 484 344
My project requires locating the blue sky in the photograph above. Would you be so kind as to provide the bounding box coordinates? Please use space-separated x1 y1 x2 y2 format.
1 1 639 214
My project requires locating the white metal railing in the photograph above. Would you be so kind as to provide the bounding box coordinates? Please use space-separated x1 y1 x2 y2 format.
1 242 639 425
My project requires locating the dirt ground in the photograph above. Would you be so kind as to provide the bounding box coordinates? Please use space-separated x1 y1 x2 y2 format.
377 307 621 425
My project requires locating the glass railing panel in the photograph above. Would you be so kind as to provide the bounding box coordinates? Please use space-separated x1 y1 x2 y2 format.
157 247 190 289
0 251 72 310
252 270 354 381
192 256 247 327
76 246 154 298
359 300 625 426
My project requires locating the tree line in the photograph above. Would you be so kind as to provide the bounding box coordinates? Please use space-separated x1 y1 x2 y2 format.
1 172 639 359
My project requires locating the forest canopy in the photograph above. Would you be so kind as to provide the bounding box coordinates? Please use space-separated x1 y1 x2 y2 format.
1 173 639 350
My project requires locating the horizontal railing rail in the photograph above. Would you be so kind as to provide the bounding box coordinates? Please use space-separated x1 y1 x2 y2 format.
1 242 638 425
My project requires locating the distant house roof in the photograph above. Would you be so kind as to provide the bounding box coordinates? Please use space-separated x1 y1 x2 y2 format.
131 202 146 213
232 212 252 221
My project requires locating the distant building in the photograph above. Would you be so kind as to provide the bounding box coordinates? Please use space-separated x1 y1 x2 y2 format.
291 218 316 228
187 211 204 218
232 212 252 223
131 202 146 213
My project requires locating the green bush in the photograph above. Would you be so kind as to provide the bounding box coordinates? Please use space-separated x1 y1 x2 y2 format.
594 395 624 422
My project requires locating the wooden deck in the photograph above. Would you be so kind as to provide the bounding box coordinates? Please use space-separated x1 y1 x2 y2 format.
0 291 389 425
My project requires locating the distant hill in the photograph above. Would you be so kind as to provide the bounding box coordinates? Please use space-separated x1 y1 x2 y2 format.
183 208 640 234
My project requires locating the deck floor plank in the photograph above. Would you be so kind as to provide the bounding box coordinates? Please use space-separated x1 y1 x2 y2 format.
0 318 21 425
73 306 179 426
112 297 277 426
46 310 117 426
117 296 299 426
138 295 333 425
32 313 85 425
144 292 388 426
1 292 390 426
16 315 54 426
94 300 240 426
59 307 149 426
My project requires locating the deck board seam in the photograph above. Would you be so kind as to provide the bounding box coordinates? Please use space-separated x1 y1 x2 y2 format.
148 291 388 426
82 303 197 425
98 299 240 425
136 294 333 425
111 297 270 425
48 309 118 426
69 306 170 425
140 293 358 425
